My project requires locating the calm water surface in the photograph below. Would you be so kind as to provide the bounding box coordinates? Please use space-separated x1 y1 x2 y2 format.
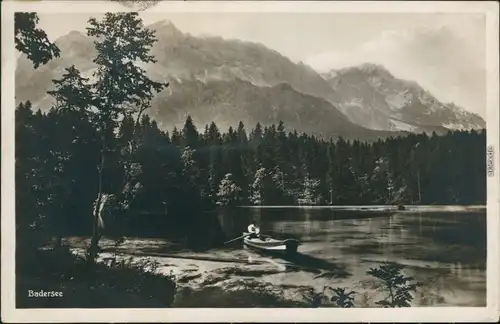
215 207 486 306
71 206 486 307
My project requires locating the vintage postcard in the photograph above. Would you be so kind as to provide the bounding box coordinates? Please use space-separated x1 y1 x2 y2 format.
1 0 499 322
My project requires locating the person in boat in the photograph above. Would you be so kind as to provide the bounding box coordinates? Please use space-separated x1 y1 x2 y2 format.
247 224 261 239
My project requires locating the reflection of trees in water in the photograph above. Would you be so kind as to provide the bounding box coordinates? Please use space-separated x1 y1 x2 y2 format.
252 207 263 226
401 212 486 249
303 208 313 223
186 210 227 251
216 209 485 266
380 212 486 266
216 207 256 240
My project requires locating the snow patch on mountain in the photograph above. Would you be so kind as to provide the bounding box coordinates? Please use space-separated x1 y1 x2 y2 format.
342 98 364 109
322 63 485 132
389 118 417 132
385 90 412 111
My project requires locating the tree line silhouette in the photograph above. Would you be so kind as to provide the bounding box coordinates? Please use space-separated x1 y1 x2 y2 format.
17 99 486 244
14 11 486 252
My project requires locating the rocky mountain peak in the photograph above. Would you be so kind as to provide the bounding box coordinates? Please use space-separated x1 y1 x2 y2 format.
55 30 90 46
321 62 485 132
148 20 184 40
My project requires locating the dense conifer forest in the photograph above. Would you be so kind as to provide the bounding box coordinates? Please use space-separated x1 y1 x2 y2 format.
17 99 486 244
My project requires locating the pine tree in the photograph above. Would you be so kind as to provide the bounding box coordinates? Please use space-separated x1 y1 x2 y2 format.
326 141 337 205
171 126 182 147
236 121 251 203
274 121 288 169
249 122 264 168
261 125 277 170
272 121 291 203
202 124 210 144
177 146 203 243
182 116 199 148
334 137 357 204
206 122 223 201
48 66 95 114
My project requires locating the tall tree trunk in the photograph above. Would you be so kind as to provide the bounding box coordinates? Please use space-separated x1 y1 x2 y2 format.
90 135 106 263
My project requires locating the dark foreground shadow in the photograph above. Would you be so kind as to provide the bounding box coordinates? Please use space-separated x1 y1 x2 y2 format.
16 248 176 308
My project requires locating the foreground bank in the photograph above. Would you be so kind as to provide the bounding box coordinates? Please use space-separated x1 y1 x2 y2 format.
57 235 485 307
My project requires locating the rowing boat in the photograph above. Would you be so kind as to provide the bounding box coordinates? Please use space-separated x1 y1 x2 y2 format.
242 232 300 254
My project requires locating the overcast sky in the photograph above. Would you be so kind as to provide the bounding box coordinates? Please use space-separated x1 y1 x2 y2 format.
37 11 486 117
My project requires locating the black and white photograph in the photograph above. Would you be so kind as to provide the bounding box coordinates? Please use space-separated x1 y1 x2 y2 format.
1 0 499 322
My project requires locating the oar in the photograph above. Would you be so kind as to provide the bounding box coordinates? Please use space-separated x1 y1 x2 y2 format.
224 233 250 245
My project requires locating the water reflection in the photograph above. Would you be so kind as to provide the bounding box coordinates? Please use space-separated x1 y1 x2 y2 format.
215 207 486 306
220 208 485 262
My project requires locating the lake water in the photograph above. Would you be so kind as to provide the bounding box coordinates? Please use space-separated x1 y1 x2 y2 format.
215 206 486 306
67 206 487 307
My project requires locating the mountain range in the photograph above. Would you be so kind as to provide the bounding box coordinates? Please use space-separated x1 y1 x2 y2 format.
321 64 485 132
15 20 485 140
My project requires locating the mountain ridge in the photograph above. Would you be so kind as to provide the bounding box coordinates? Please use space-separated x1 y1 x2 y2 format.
150 76 404 141
15 20 484 141
321 63 485 131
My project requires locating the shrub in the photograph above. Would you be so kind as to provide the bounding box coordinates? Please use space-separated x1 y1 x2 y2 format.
329 287 356 308
366 262 422 307
309 262 424 308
